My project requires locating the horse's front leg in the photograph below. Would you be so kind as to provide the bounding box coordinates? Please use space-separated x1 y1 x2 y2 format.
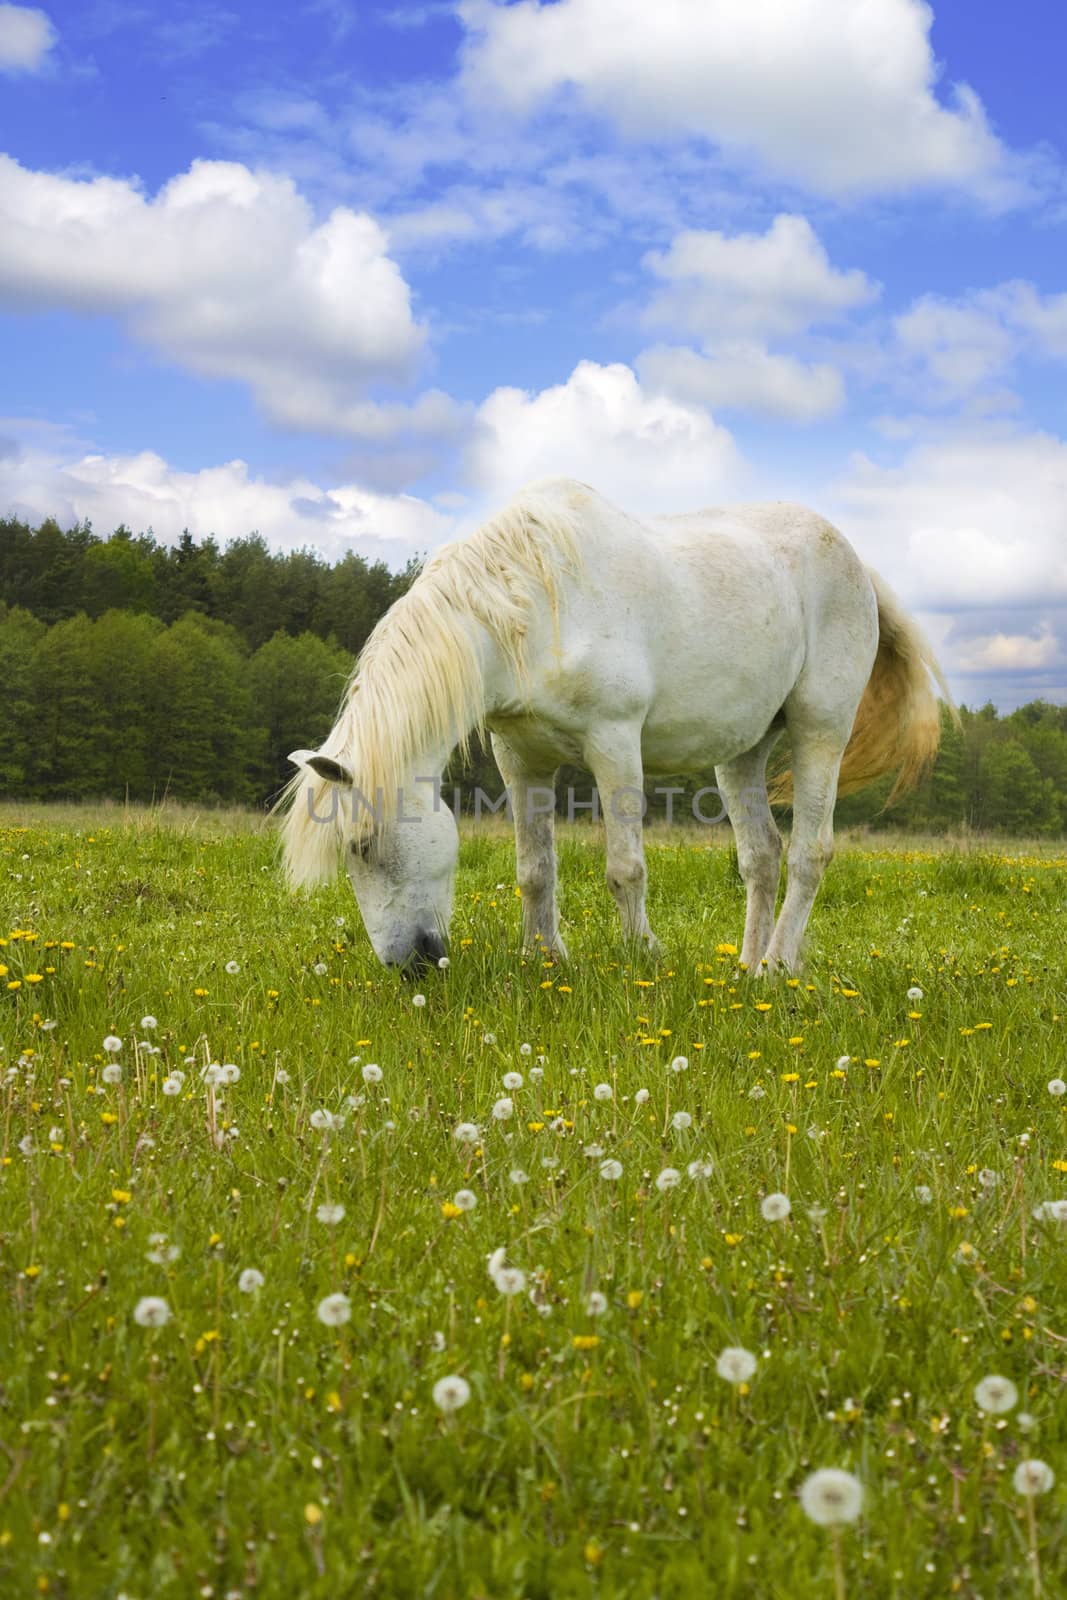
585 724 661 956
490 734 568 959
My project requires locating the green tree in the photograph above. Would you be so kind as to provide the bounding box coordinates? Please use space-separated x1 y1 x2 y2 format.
248 630 351 798
0 606 47 791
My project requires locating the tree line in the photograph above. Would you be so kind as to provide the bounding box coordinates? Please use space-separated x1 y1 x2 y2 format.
3 516 1067 831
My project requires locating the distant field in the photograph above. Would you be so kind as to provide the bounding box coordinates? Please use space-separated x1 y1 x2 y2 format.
2 807 1065 1598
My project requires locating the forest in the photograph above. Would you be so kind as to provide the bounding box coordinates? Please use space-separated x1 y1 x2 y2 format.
3 514 1067 832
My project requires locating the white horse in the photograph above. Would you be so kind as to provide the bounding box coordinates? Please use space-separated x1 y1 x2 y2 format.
282 478 947 972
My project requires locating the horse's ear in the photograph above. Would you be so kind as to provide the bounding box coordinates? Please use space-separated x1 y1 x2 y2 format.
289 750 354 786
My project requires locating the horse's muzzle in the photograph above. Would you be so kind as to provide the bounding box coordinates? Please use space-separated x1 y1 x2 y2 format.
396 928 448 976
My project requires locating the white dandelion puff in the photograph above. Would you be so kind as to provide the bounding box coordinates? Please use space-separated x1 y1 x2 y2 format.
835 1055 851 1071
412 993 427 1008
978 1168 998 1188
491 1097 513 1122
1048 1078 1066 1097
509 1168 529 1185
974 1374 1018 1414
432 1374 470 1413
309 1109 337 1131
133 1296 171 1328
593 1082 613 1102
906 986 924 1001
103 1034 122 1053
716 1347 757 1385
915 1184 933 1205
670 1056 689 1074
453 1189 478 1212
519 1042 532 1056
760 1192 792 1222
316 1292 352 1327
799 1468 864 1526
671 1110 693 1132
102 1063 122 1085
316 1203 346 1225
362 1063 383 1085
587 1291 609 1316
1013 1459 1054 1496
220 1063 240 1084
313 962 328 976
634 1088 650 1106
225 961 240 975
503 1072 523 1091
140 1015 158 1030
599 1159 623 1181
238 1268 264 1293
493 1266 526 1296
688 1158 714 1180
437 956 450 970
655 1167 681 1193
482 1032 497 1046
162 1075 183 1097
454 1122 480 1145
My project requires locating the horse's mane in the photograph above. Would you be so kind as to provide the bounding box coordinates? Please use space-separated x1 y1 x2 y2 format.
281 480 583 885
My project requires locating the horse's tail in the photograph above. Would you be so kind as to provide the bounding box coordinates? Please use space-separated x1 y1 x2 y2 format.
773 569 955 807
837 569 955 802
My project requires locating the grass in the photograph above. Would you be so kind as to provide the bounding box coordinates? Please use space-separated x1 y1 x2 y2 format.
1 806 1066 1599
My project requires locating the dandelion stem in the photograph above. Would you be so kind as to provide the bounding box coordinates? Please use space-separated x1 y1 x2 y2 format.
831 1527 847 1600
1025 1492 1042 1598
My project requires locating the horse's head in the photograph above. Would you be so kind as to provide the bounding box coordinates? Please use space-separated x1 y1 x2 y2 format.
289 751 458 972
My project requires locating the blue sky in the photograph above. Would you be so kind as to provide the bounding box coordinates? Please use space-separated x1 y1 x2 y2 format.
2 0 1067 707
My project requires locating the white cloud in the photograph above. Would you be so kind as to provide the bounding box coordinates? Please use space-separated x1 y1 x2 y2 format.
638 343 844 422
829 426 1067 612
0 432 453 563
465 359 741 512
889 280 1067 405
0 3 55 72
643 216 878 341
460 0 1020 200
0 155 426 436
954 622 1061 675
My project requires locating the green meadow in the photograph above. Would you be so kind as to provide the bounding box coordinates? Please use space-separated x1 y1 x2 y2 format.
2 806 1065 1598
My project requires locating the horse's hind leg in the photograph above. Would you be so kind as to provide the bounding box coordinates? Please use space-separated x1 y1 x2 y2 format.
762 731 846 972
715 728 783 970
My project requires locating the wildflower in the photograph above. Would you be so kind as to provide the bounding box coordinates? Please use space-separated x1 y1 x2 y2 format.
761 1192 792 1222
432 1374 470 1414
519 1042 532 1056
503 1071 523 1091
593 1082 613 1102
239 1268 264 1293
316 1203 346 1225
1048 1079 1066 1097
225 961 240 975
907 986 924 1001
491 1097 513 1122
584 1143 605 1159
672 1110 693 1132
688 1158 714 1179
133 1296 171 1328
509 1168 529 1185
146 1234 180 1265
103 1034 122 1053
453 1189 478 1211
1013 1460 1055 1496
316 1293 352 1327
140 1015 158 1030
220 1063 240 1084
634 1088 650 1105
362 1063 383 1085
974 1375 1018 1414
483 1032 497 1046
309 1109 337 1131
412 993 427 1008
835 1055 850 1070
313 962 328 976
162 1075 183 1097
670 1056 689 1073
102 1063 122 1085
202 1063 224 1085
1017 1412 1036 1432
655 1167 681 1193
716 1346 757 1385
275 1068 290 1085
915 1185 933 1205
799 1468 864 1525
493 1266 527 1296
587 1291 608 1316
599 1158 623 1180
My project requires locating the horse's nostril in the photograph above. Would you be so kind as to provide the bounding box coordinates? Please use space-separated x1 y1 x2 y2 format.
416 929 447 964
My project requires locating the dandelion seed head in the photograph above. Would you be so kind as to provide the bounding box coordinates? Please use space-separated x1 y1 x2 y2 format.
225 961 240 975
493 1266 526 1296
799 1468 863 1526
239 1268 265 1293
655 1167 681 1193
103 1035 122 1053
670 1056 689 1074
1048 1078 1066 1097
412 993 427 1008
761 1192 792 1222
140 1015 158 1030
102 1063 122 1084
362 1063 383 1085
716 1347 757 1385
503 1071 523 1090
133 1296 171 1328
974 1374 1018 1414
907 986 924 1001
432 1374 470 1413
672 1110 693 1131
915 1184 933 1204
1013 1459 1054 1496
316 1203 346 1226
491 1097 513 1122
634 1088 650 1105
593 1082 613 1102
688 1158 714 1180
599 1158 623 1181
587 1291 609 1316
453 1189 478 1211
316 1292 352 1327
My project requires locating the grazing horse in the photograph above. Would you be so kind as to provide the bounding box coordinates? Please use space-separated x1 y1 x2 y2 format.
282 478 948 971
